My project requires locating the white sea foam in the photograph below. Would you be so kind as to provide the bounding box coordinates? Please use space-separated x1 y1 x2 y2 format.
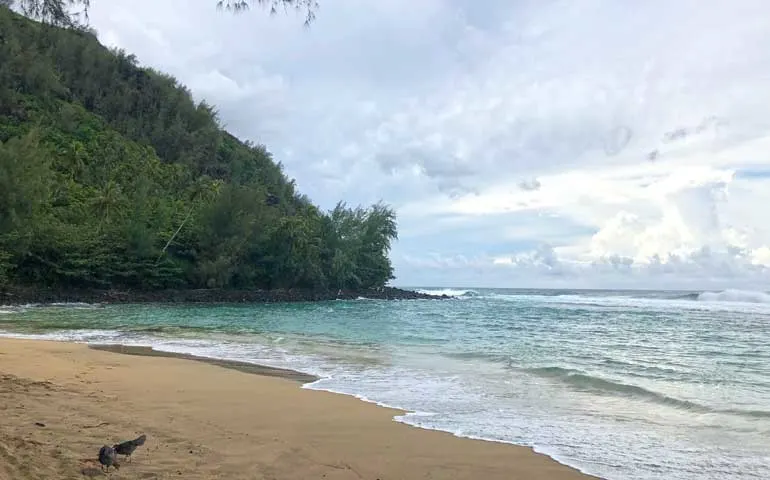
696 289 770 304
489 290 770 315
2 325 758 480
1 292 768 480
49 302 103 309
0 302 101 312
0 329 124 342
416 288 477 297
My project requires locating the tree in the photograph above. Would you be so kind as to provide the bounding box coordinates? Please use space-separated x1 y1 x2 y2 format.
10 0 318 27
0 5 398 292
0 129 52 285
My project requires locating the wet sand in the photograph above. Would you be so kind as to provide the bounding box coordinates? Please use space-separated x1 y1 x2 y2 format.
0 338 598 479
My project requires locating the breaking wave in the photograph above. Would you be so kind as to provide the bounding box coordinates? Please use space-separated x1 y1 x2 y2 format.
695 289 770 304
525 366 770 419
416 288 479 297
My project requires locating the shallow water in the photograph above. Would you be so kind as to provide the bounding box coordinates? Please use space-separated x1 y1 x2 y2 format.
2 288 769 479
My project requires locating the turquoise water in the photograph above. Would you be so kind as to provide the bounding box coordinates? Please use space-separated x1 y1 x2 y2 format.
2 288 770 479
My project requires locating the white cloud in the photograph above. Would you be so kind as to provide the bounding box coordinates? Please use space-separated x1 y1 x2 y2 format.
86 0 770 288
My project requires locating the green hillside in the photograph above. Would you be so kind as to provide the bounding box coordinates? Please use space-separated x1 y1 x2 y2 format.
0 6 397 291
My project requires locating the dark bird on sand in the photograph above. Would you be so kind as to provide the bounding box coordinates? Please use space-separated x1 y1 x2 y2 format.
98 445 119 472
113 434 147 462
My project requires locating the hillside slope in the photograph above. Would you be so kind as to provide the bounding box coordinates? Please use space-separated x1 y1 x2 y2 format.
0 7 397 292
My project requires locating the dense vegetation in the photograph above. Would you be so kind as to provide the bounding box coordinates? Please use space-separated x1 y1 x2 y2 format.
0 6 397 291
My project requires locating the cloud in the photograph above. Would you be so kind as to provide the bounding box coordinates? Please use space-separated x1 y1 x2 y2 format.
518 179 541 192
85 0 770 288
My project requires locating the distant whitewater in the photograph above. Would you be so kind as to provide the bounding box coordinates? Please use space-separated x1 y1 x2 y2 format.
417 286 770 304
415 288 479 297
695 289 770 303
1 288 769 480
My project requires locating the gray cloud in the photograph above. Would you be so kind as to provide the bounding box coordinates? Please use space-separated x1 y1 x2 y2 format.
518 178 541 191
86 0 770 287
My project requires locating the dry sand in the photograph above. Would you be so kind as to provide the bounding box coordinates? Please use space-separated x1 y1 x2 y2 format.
0 338 598 479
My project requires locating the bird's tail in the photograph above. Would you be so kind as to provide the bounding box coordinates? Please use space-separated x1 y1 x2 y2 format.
133 434 147 446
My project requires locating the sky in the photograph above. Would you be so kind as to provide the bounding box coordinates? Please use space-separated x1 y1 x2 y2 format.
85 0 770 289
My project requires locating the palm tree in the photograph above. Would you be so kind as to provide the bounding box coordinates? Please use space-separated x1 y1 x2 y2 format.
94 179 121 233
155 176 221 264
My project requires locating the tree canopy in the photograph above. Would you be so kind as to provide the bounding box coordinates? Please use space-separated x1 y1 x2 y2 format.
0 5 397 291
8 0 318 27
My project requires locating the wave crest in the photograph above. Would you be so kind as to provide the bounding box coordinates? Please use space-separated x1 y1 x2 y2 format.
525 366 770 419
696 289 770 304
416 288 478 297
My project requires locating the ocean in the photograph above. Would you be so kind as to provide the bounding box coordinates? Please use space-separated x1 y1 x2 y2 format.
1 288 769 479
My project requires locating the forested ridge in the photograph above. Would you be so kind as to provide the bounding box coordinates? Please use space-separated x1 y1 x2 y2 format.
0 6 399 293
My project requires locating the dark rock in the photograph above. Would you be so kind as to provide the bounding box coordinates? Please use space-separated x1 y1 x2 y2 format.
0 286 448 306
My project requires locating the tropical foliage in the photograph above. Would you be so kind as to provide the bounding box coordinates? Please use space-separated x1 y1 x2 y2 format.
0 6 396 291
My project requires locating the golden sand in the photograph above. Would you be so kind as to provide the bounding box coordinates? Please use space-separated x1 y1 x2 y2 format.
0 338 597 479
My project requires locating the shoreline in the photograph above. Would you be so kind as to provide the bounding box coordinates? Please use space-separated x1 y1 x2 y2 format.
0 285 447 305
90 343 598 478
0 337 599 479
88 344 319 383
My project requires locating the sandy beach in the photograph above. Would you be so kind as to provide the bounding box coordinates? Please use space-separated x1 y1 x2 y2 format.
0 338 596 479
